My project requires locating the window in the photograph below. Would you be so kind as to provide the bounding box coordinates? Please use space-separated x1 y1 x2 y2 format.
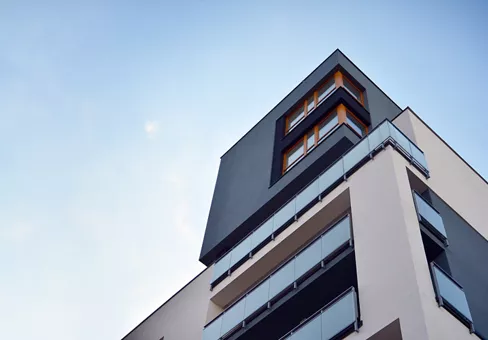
317 77 336 104
346 112 367 137
318 112 339 140
285 71 364 134
283 104 367 173
343 75 363 104
284 139 305 171
287 106 305 132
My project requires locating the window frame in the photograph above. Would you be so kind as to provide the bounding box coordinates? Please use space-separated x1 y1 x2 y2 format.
342 74 364 105
283 104 368 173
344 109 368 137
285 75 338 134
285 71 364 135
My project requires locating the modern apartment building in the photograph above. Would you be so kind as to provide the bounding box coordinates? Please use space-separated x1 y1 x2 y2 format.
122 50 488 340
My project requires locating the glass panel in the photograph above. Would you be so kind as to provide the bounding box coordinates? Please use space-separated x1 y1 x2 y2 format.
203 316 222 340
286 140 305 169
296 179 319 213
288 106 305 131
318 114 339 141
295 239 322 279
221 298 246 336
318 159 344 193
388 122 412 155
346 113 365 137
433 266 473 322
321 290 356 339
343 138 369 174
307 96 315 114
289 314 321 340
251 218 273 249
273 199 296 232
343 77 361 102
411 144 428 171
322 216 351 260
212 252 231 282
230 236 252 267
244 279 270 319
414 193 447 239
307 132 315 151
269 260 295 300
367 121 391 151
317 78 336 103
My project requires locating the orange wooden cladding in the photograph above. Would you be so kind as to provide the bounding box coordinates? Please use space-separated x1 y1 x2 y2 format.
283 104 367 173
285 71 364 134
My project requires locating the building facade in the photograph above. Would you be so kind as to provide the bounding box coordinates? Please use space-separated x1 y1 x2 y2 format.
122 50 488 340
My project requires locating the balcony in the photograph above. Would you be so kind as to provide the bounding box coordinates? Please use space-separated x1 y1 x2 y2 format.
204 216 355 340
211 120 430 288
413 192 448 245
430 263 474 333
280 288 359 340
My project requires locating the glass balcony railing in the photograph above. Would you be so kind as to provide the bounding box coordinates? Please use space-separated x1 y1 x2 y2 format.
431 263 474 332
211 120 429 286
203 216 352 340
413 192 448 243
280 287 359 340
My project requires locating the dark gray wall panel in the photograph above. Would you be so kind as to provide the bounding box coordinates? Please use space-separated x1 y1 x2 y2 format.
201 49 402 264
429 192 488 339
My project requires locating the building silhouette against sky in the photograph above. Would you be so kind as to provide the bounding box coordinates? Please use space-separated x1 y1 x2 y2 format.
122 50 488 340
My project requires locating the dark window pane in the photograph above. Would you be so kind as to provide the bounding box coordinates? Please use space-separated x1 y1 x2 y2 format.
346 113 365 137
318 114 339 141
286 140 305 169
343 77 361 102
307 132 315 151
317 78 336 103
306 96 315 114
288 106 305 131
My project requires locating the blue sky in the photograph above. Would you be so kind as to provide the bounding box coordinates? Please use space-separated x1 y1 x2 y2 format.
0 1 487 339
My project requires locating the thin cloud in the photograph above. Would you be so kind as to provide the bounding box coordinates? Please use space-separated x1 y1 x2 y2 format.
144 121 159 138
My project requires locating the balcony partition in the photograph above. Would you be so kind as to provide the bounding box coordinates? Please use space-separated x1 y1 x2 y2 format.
211 120 429 287
203 216 352 340
280 288 359 340
431 263 474 333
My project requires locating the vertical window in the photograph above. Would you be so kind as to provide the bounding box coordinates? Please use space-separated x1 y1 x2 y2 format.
318 112 339 141
317 77 336 104
287 106 305 132
346 112 367 137
306 131 315 151
284 139 305 171
306 95 315 114
343 76 363 103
